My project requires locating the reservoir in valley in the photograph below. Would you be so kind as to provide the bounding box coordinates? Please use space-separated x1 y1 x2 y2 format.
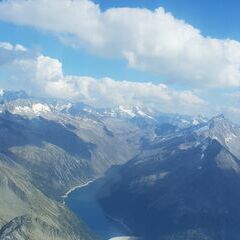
65 179 132 240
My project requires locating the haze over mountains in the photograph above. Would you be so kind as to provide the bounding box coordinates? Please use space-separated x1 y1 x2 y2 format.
0 89 239 240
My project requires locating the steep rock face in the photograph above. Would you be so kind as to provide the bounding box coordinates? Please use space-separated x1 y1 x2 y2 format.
0 159 98 240
98 117 240 240
0 215 31 240
197 114 240 159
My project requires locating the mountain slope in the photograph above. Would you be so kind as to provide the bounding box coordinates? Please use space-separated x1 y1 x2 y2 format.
98 116 240 240
0 91 149 239
0 111 95 200
0 108 142 200
0 90 216 240
0 157 98 240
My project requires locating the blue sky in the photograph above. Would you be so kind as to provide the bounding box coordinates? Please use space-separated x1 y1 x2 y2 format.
1 0 240 82
0 0 240 120
94 0 240 39
0 20 166 83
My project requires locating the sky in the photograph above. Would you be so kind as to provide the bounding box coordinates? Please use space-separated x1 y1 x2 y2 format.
0 0 240 121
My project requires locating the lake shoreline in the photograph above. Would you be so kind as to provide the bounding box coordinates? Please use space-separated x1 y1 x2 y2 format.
62 179 96 203
64 178 138 240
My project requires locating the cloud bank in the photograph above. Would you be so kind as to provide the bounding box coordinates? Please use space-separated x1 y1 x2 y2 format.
0 42 206 116
1 0 240 87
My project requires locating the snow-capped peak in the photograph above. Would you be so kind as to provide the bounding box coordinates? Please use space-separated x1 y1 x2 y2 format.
118 105 136 117
13 103 51 116
32 103 51 114
194 114 240 159
134 106 154 119
192 119 200 125
111 105 155 119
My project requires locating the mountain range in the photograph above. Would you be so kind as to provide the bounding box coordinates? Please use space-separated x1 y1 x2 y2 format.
98 114 240 240
0 90 239 240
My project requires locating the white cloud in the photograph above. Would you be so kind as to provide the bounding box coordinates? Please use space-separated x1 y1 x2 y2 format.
1 0 240 87
54 77 206 115
0 41 206 116
0 41 30 65
0 42 14 51
0 42 26 52
35 55 63 81
15 44 27 52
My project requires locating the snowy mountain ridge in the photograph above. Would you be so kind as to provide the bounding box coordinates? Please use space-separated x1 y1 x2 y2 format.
0 90 209 129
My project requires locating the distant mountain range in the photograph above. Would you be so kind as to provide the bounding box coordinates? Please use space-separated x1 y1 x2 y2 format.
0 89 237 240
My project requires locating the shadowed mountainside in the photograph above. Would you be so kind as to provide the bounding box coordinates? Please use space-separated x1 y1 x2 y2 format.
98 116 240 240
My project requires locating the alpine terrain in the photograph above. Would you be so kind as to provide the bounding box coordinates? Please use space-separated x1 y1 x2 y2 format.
98 115 240 240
